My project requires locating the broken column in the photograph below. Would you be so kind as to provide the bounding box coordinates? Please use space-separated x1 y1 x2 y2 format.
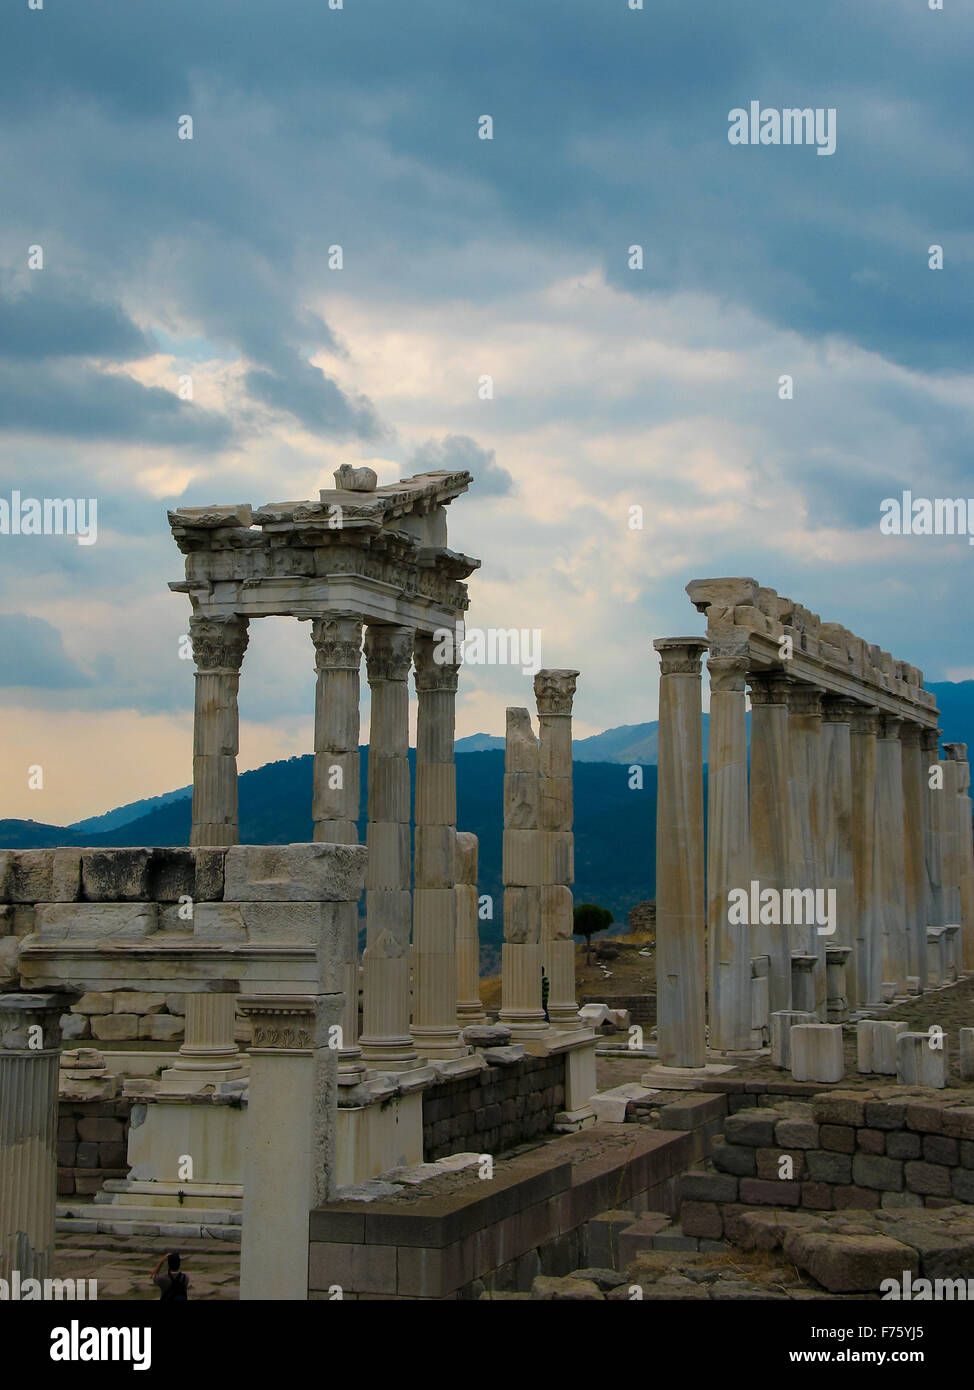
0 994 73 1283
748 672 793 1013
706 651 752 1050
535 668 581 1031
359 624 418 1071
653 637 708 1068
455 832 486 1026
410 631 466 1060
498 708 548 1040
189 614 249 846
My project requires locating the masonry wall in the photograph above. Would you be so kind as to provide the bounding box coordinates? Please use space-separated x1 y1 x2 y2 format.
57 1098 133 1198
679 1087 974 1241
422 1054 566 1159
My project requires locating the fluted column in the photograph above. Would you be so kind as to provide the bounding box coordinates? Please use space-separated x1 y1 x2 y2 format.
748 672 792 1013
535 668 581 1031
851 706 881 1006
0 994 70 1284
706 652 751 1051
160 992 246 1092
410 631 466 1060
456 832 487 1025
189 614 249 846
499 708 548 1038
311 615 364 1077
955 750 974 972
900 721 927 988
822 697 856 1002
944 744 972 970
876 714 908 995
359 624 418 1070
787 683 826 1011
654 637 708 1069
921 728 944 983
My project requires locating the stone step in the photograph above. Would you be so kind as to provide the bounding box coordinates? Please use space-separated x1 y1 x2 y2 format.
59 1202 241 1226
98 1178 244 1200
56 1210 241 1242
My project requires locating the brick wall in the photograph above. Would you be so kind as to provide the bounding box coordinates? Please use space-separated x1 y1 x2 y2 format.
422 1054 566 1159
57 1098 132 1197
679 1087 974 1241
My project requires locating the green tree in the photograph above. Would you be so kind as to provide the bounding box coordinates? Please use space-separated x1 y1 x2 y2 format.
573 902 614 965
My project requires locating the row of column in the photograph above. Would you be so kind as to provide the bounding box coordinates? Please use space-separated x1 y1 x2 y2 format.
655 638 974 1068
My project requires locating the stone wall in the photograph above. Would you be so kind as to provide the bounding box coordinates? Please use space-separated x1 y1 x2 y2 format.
57 1098 132 1198
422 1054 565 1160
679 1087 974 1241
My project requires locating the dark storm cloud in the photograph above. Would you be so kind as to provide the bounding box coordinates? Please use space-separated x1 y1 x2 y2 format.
0 614 92 689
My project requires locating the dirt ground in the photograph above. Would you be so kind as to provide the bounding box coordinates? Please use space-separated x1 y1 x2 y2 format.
54 1235 239 1301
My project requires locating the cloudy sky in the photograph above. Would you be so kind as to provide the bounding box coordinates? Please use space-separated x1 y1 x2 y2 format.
2 0 972 823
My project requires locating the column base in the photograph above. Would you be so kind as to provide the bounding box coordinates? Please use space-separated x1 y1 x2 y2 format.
359 1036 420 1072
456 1002 488 1026
409 1026 470 1063
159 1049 247 1096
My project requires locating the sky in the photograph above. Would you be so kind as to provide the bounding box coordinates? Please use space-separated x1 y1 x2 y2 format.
1 0 973 823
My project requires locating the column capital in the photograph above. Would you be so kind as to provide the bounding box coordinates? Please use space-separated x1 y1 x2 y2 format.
533 668 579 714
237 995 317 1053
654 636 708 676
898 720 924 748
747 670 792 706
921 727 942 756
821 696 858 723
0 992 74 1051
849 704 880 736
878 713 904 740
189 614 249 672
364 623 415 684
310 613 363 671
944 742 969 763
413 629 461 693
706 653 749 694
785 682 825 717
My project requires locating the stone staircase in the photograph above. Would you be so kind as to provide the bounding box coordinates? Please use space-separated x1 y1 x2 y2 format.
57 1178 242 1242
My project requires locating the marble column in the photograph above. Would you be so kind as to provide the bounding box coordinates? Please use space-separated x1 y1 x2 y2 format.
900 721 927 988
944 744 973 969
654 637 708 1069
0 994 71 1284
821 697 856 1003
850 706 881 1007
359 624 418 1071
455 831 487 1025
238 991 344 1300
956 752 974 972
748 671 793 1013
535 668 582 1031
499 707 548 1038
410 631 466 1060
706 652 751 1051
921 729 945 975
189 614 249 846
787 683 826 1011
311 614 365 1078
159 992 247 1093
876 714 908 996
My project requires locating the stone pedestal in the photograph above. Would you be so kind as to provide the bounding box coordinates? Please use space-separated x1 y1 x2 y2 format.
850 706 881 1007
857 1019 907 1075
790 1023 844 1083
535 669 582 1031
359 625 419 1071
825 944 852 1023
897 1031 948 1088
791 954 818 1015
189 615 249 846
787 683 826 1011
653 638 708 1069
770 1009 816 1069
707 653 751 1050
876 715 908 995
748 673 793 1013
499 708 548 1040
455 832 487 1025
410 632 466 1061
0 994 74 1283
238 992 343 1300
159 993 246 1094
926 927 945 987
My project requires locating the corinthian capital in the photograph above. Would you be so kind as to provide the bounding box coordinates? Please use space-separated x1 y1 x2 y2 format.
364 623 415 684
311 614 363 672
189 615 249 672
534 669 579 715
653 637 708 677
413 630 461 693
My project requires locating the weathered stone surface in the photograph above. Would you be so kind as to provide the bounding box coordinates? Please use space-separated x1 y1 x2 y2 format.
820 1124 856 1154
791 1026 844 1084
897 1032 948 1088
36 903 158 940
139 1015 184 1041
146 848 196 901
724 1111 781 1147
72 992 115 1015
680 1202 723 1238
3 849 55 902
813 1091 866 1127
783 1231 918 1292
81 849 152 901
114 991 167 1014
738 1178 801 1205
224 842 368 902
857 1128 886 1155
857 1019 907 1075
903 1161 951 1197
886 1131 921 1160
775 1117 819 1149
531 1275 603 1301
806 1151 853 1184
193 848 227 901
571 1267 627 1290
462 1025 511 1047
711 1140 757 1177
851 1154 904 1192
679 1172 738 1203
864 1099 907 1130
942 1108 974 1141
91 1014 139 1041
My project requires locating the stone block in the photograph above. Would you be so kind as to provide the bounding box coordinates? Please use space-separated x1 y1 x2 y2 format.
139 1015 184 1041
856 1128 886 1155
36 903 158 940
905 1100 945 1134
864 1099 906 1130
0 936 20 983
800 1182 833 1210
904 1161 952 1197
738 1178 801 1206
114 991 166 1014
147 848 197 901
922 1134 959 1165
194 848 227 902
880 1191 923 1210
941 1108 974 1141
710 1140 756 1177
820 1125 855 1154
5 849 55 902
775 1117 819 1149
223 842 368 901
52 849 82 902
813 1092 866 1127
857 1019 907 1075
76 1116 123 1142
679 1203 723 1239
959 1028 974 1083
73 992 115 1015
81 849 152 901
851 1154 904 1192
783 1231 918 1292
724 1111 781 1147
897 1033 948 1088
806 1151 853 1184
770 1010 816 1070
886 1131 921 1160
90 1014 139 1041
791 1025 844 1083
756 1149 805 1182
60 1013 89 1042
832 1185 881 1211
678 1171 738 1203
950 1168 974 1202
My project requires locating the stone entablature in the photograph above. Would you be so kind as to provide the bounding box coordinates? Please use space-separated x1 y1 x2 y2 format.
168 469 480 632
686 576 937 725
